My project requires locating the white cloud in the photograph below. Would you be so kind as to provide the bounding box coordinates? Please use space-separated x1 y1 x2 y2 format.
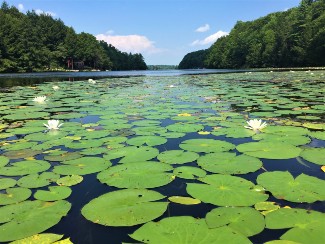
96 34 162 54
17 3 24 12
106 30 115 35
35 9 56 17
191 30 228 46
195 24 210 33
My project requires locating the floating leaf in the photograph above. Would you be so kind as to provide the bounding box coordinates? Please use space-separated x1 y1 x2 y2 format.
300 148 325 165
0 200 71 242
56 175 83 186
187 174 268 206
53 157 111 175
173 166 206 179
236 142 301 159
168 196 201 205
179 139 235 153
129 216 251 243
82 189 168 226
34 186 72 201
157 150 199 164
0 160 51 176
0 178 16 190
0 187 32 205
98 162 174 189
17 172 60 188
205 207 265 237
3 149 42 160
126 136 167 146
10 233 64 244
0 156 9 167
197 152 262 174
265 208 325 243
104 146 159 163
257 171 325 203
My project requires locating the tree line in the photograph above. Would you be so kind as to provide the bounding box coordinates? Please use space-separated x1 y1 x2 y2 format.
0 1 147 73
179 0 325 69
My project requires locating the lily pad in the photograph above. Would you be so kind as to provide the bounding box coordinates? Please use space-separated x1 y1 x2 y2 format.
103 146 159 164
129 216 251 244
3 149 42 160
168 196 201 205
0 200 71 242
179 139 235 153
257 171 325 203
10 233 64 244
173 166 206 179
265 208 325 244
126 136 167 146
300 148 325 165
0 187 32 205
0 178 16 190
97 162 174 188
81 189 168 226
205 207 265 236
17 172 60 188
187 174 268 206
0 160 51 176
34 186 72 201
197 152 262 174
53 157 111 175
56 175 83 186
157 150 199 164
166 123 204 133
0 156 9 167
236 142 301 159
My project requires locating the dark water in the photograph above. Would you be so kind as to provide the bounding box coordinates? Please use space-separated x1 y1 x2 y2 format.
0 69 240 88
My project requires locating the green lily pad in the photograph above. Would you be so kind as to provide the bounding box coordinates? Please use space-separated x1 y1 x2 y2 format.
0 200 71 242
0 187 32 205
254 201 280 215
0 160 51 176
252 133 310 146
205 207 265 236
236 142 301 159
300 148 325 165
309 131 325 140
157 150 199 164
34 186 72 201
179 139 235 153
168 196 201 205
10 233 64 244
0 178 16 190
81 189 168 226
129 216 251 244
0 156 9 167
103 146 159 163
187 174 268 206
17 172 60 188
53 157 111 175
173 166 206 179
166 123 204 133
56 175 83 186
257 171 325 203
197 152 262 174
97 162 174 189
265 208 325 244
126 136 167 146
3 149 42 160
44 152 83 162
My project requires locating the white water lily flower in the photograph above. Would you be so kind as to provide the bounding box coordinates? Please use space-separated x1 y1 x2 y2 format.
88 79 96 84
52 85 59 90
245 119 267 131
43 120 63 130
33 96 47 103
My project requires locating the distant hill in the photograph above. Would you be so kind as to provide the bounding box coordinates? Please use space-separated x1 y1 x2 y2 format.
178 0 325 69
147 65 178 70
0 1 147 72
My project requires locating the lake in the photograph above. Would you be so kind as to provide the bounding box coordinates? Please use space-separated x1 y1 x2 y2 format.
0 70 324 243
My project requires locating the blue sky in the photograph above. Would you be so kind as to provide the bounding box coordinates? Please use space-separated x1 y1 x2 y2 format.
6 0 301 65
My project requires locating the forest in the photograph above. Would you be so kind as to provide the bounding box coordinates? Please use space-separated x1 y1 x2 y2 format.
179 0 325 69
0 2 147 73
